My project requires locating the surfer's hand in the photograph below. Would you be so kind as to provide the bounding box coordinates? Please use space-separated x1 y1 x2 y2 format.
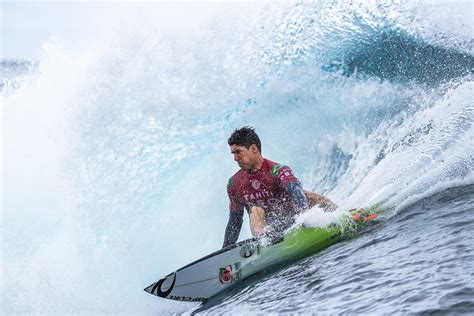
324 202 337 212
304 191 336 212
320 196 337 212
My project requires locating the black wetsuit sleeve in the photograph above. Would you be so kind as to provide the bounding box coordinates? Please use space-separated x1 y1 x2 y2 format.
283 182 309 211
222 210 244 248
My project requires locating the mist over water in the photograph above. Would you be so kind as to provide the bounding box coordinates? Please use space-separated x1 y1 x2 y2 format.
2 1 473 314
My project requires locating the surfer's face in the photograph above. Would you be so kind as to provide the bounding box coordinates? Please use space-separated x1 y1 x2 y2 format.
230 144 260 172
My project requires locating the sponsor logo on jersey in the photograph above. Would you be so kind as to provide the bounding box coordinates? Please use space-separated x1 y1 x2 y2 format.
279 170 293 181
218 262 242 284
243 190 274 202
251 179 261 190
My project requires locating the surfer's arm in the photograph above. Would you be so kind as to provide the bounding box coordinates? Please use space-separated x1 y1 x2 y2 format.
224 179 244 248
283 182 309 211
222 209 244 248
304 191 337 212
276 165 309 211
277 165 337 212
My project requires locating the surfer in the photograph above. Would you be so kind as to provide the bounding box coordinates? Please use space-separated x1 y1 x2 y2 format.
223 127 337 248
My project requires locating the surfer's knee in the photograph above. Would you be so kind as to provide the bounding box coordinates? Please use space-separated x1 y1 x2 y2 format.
249 206 266 237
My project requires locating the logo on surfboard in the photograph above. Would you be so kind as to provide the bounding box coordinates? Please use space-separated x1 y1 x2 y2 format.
149 272 176 298
239 243 261 258
219 262 242 284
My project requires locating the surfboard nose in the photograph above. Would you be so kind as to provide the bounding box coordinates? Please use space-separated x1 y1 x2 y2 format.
144 283 156 294
144 273 176 297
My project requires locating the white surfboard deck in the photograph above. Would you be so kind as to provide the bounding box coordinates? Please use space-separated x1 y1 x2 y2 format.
144 236 282 302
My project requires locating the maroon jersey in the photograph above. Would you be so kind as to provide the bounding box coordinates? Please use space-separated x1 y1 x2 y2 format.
227 158 301 216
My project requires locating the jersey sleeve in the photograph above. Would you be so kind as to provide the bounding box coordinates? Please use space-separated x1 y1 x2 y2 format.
228 196 245 212
227 176 245 212
223 176 244 248
283 182 309 210
277 165 308 210
276 165 300 186
222 209 243 248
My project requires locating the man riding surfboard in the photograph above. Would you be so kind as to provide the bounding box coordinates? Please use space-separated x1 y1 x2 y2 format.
223 127 337 248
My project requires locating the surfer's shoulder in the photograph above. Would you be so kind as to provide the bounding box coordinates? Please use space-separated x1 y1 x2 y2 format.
227 169 244 190
266 159 290 176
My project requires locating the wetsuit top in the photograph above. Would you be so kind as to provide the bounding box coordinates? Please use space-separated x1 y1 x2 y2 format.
223 158 308 248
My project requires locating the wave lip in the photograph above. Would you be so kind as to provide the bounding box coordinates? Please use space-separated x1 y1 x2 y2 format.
324 27 474 85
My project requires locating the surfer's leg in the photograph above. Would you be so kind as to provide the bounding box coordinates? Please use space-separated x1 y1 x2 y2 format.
249 206 267 237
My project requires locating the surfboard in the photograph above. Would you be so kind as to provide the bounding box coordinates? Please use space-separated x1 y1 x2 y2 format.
144 208 381 302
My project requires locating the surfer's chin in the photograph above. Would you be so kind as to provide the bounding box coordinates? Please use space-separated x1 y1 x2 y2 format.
239 165 251 172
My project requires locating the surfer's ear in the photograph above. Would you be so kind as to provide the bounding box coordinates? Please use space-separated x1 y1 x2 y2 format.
250 144 259 154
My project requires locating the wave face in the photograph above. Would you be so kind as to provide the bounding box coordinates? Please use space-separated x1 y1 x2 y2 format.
2 2 473 314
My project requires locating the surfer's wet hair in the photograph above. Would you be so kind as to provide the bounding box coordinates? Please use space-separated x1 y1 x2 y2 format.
228 126 262 153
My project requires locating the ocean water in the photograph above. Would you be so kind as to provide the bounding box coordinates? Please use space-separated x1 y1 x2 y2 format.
1 1 473 315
